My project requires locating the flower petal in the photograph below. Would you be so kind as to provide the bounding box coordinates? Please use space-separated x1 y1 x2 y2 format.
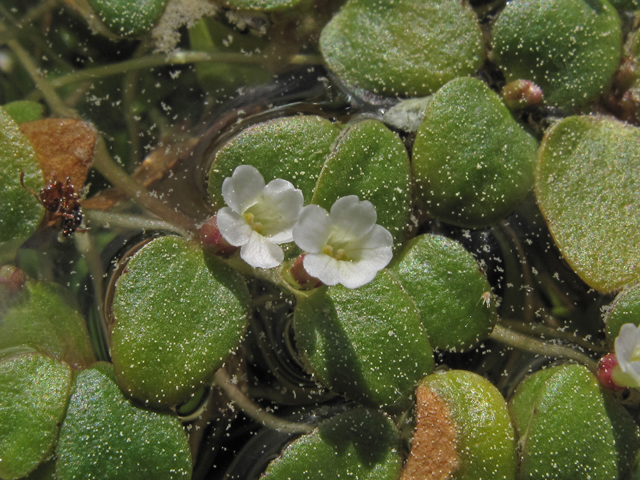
293 205 331 253
240 231 284 269
328 195 377 245
217 207 253 246
222 165 265 214
346 225 394 269
616 323 640 372
247 178 303 243
302 253 343 286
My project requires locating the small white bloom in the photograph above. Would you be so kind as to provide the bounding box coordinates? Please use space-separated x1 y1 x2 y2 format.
292 195 393 289
614 323 640 388
217 165 303 269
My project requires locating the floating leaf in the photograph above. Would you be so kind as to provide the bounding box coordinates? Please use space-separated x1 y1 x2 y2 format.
208 115 341 207
312 119 411 249
0 353 73 480
56 363 192 479
536 116 640 293
20 119 96 189
110 236 250 407
390 234 497 352
403 370 517 480
0 280 95 368
605 282 640 348
293 269 434 411
0 106 44 245
413 77 537 228
492 0 621 108
262 408 401 480
319 0 484 97
88 0 169 36
510 364 639 480
2 101 44 125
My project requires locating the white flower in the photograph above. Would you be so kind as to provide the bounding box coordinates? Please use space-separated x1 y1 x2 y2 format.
217 165 303 269
613 323 640 388
292 195 393 289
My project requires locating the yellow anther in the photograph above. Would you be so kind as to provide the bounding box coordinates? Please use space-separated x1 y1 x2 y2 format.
244 212 263 234
323 244 347 260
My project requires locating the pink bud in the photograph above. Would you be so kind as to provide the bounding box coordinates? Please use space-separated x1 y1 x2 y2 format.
502 79 544 109
597 353 625 391
199 215 238 257
287 254 323 290
0 265 27 294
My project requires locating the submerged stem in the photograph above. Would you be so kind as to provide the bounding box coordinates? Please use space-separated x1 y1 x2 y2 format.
213 368 314 435
85 210 191 238
490 324 599 373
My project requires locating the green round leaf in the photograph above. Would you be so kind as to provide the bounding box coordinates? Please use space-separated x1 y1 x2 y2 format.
0 353 72 480
509 364 639 480
88 0 168 37
2 101 45 125
56 364 192 479
535 116 640 293
390 234 497 352
418 370 517 480
293 269 434 412
319 0 484 97
208 115 341 207
262 408 401 480
413 77 537 228
492 0 622 108
0 281 95 368
0 106 44 245
312 119 412 249
110 236 250 407
605 282 640 348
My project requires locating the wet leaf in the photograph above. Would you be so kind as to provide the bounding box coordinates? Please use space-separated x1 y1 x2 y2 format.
0 353 73 480
2 101 44 125
0 106 44 245
208 115 341 206
510 364 639 480
20 118 96 190
312 119 411 249
536 116 640 293
319 0 484 97
0 280 95 369
605 282 640 348
262 408 401 480
56 363 192 479
293 269 434 412
87 0 169 37
110 235 250 407
492 0 622 108
405 370 517 480
413 77 537 228
390 234 497 352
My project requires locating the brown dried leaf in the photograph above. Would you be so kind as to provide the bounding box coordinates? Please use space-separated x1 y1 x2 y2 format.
400 383 459 480
20 118 97 189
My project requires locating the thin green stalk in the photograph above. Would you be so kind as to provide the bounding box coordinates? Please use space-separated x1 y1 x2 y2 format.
48 51 324 89
213 368 314 435
499 318 607 353
85 210 190 238
489 324 599 373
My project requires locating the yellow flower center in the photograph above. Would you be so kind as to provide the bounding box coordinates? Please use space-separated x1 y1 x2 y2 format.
323 244 346 260
244 212 263 234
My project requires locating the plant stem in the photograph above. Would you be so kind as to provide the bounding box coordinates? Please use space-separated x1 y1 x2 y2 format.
47 51 324 90
499 318 607 353
489 324 599 373
213 368 314 435
85 209 190 238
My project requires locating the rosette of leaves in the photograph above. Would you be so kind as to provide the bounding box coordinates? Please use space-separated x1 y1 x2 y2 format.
509 363 639 479
492 0 622 108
